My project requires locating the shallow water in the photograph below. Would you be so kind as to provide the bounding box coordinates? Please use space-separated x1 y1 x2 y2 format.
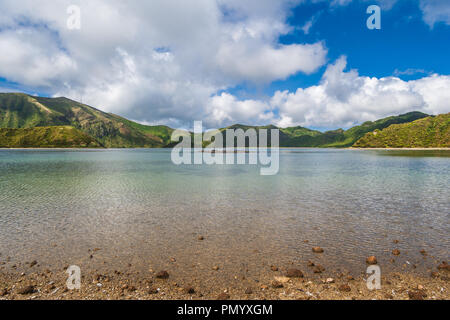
0 149 449 286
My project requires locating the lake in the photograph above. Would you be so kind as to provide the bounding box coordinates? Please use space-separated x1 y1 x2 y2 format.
0 149 449 289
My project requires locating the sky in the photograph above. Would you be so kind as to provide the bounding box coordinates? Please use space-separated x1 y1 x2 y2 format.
0 0 449 131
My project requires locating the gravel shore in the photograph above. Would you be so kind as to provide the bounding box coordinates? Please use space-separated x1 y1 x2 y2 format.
1 263 448 300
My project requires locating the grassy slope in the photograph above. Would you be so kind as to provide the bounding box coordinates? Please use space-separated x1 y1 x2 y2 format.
211 112 429 148
0 93 173 148
353 113 450 148
0 126 102 148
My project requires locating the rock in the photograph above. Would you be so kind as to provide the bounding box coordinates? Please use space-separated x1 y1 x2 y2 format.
347 275 354 281
217 293 230 300
307 261 315 267
420 249 427 256
0 288 8 296
17 285 35 295
274 276 290 284
184 286 195 294
392 249 401 256
326 278 335 284
270 266 278 271
313 265 325 274
393 240 399 244
198 236 205 241
312 247 324 253
271 281 283 288
431 271 439 278
437 261 450 271
366 256 378 265
156 271 169 279
286 269 304 278
244 287 253 294
339 284 351 292
408 290 427 300
417 285 424 290
29 260 37 267
147 288 158 294
260 285 268 290
212 266 220 271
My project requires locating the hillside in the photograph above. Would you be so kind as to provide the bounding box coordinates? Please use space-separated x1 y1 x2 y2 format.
353 113 450 148
0 126 102 148
0 92 437 148
0 93 173 148
210 112 429 148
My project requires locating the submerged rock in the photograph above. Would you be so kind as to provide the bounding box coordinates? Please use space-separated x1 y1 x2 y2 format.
312 247 324 253
286 269 304 278
392 249 401 256
437 261 450 271
366 256 378 265
313 265 325 274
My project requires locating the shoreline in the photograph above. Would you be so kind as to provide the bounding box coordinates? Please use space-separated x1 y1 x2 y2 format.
1 266 448 300
1 147 449 150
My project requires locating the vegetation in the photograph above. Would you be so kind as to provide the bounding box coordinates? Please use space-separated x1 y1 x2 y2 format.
0 93 173 148
0 92 445 149
353 113 450 148
0 126 102 148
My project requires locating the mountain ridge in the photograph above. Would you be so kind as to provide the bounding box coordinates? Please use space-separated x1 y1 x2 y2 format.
0 92 443 148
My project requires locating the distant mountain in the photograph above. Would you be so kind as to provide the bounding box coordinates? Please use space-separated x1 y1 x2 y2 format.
212 112 429 148
0 126 102 148
353 113 450 148
0 92 438 148
0 93 173 148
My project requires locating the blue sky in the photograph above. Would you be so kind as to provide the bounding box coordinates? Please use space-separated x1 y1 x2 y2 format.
0 0 449 130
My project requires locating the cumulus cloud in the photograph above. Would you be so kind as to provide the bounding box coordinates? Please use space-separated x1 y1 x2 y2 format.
0 0 329 127
420 0 450 27
270 56 450 129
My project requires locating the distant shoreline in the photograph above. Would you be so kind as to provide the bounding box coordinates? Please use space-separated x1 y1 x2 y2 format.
1 147 450 151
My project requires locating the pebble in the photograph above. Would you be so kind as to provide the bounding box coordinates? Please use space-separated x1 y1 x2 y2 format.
339 284 351 292
270 266 278 272
325 278 335 284
271 281 283 288
244 287 253 294
184 286 195 294
156 271 169 279
217 293 230 300
198 236 205 241
313 265 325 274
392 249 401 256
212 266 220 271
17 285 35 295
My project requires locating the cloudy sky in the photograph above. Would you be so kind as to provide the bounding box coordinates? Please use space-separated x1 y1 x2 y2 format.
0 0 449 130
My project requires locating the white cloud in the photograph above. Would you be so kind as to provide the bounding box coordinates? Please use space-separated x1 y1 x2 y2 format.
0 0 328 127
270 56 450 129
420 0 450 27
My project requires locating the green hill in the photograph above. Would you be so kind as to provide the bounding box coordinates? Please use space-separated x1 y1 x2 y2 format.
0 126 102 148
209 112 429 148
0 93 173 148
353 113 450 148
0 92 437 148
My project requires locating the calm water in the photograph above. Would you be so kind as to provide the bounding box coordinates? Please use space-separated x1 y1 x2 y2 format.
0 149 449 285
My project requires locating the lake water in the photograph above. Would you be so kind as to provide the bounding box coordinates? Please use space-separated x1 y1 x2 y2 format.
0 149 449 288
